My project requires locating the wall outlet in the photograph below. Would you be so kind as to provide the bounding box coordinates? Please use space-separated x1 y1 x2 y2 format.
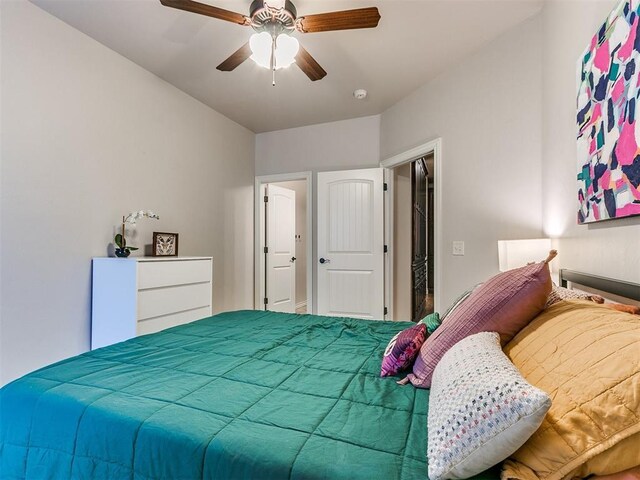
452 241 465 256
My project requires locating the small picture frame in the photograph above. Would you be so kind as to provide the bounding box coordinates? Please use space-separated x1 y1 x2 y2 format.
152 232 179 257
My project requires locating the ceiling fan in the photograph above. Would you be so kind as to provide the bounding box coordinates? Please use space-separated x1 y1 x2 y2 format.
159 0 381 84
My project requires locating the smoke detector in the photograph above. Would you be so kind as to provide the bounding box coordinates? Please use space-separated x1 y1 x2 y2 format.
353 89 368 100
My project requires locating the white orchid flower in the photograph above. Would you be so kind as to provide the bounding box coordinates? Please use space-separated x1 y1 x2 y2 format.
123 210 159 225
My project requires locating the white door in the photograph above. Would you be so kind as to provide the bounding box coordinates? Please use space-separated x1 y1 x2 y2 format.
317 168 385 319
265 184 296 312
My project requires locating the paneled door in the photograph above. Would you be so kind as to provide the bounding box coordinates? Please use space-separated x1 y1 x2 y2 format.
266 184 296 312
317 168 384 319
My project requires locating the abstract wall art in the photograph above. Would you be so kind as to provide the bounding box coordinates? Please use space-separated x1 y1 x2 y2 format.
577 0 640 223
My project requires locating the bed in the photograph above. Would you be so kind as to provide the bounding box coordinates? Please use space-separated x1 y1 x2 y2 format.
2 270 638 480
0 310 499 480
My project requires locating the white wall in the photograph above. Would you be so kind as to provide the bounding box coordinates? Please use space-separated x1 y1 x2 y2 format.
0 0 255 384
393 163 412 321
541 0 640 283
272 180 307 307
381 15 544 308
255 115 381 176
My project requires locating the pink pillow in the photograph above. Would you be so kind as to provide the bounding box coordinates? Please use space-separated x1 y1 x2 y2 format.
380 323 427 377
407 260 552 388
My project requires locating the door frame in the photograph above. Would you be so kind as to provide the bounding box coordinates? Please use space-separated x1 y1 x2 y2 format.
254 171 313 313
380 138 443 318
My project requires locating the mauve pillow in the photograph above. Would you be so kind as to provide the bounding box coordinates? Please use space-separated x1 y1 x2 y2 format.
407 258 553 388
440 284 482 322
380 322 426 377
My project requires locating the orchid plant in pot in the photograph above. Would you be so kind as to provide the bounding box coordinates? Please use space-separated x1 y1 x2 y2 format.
114 210 159 257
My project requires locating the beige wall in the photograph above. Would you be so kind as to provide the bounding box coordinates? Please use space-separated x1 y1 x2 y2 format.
540 0 640 283
393 163 412 321
381 15 544 309
0 1 255 384
272 180 307 307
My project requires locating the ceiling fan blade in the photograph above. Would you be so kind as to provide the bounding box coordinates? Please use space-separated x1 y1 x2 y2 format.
295 46 327 81
296 7 380 33
159 0 249 26
217 42 252 71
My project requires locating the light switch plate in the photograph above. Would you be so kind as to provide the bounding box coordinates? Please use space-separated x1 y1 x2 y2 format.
452 241 465 256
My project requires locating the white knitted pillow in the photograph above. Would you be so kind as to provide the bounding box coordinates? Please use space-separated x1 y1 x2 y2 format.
427 332 551 480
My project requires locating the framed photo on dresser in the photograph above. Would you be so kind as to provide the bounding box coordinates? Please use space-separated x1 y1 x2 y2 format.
152 232 179 256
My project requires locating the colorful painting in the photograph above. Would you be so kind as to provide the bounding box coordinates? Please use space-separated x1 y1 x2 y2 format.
577 0 640 223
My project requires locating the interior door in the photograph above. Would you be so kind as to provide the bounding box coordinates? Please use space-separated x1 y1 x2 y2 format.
317 168 384 319
266 184 296 312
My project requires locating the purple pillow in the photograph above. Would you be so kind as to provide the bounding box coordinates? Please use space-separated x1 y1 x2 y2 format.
380 323 427 377
407 259 552 388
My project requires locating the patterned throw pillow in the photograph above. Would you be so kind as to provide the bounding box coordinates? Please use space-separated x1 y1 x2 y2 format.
380 323 426 377
408 258 553 388
545 284 604 307
427 332 551 480
418 312 441 335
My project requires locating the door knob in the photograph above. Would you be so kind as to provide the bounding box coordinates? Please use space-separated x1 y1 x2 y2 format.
319 257 330 264
290 257 296 262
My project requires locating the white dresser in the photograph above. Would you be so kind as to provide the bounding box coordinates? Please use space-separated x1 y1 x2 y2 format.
91 256 213 349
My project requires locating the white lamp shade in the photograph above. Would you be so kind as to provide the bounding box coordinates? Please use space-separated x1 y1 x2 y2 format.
250 32 272 69
250 32 299 70
498 239 552 272
275 34 299 68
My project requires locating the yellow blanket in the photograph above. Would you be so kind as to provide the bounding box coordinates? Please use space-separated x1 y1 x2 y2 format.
502 300 640 480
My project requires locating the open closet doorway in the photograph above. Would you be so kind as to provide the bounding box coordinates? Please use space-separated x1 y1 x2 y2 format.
254 172 312 314
391 156 434 321
381 138 442 321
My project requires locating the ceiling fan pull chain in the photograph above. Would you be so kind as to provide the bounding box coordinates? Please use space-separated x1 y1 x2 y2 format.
271 30 277 86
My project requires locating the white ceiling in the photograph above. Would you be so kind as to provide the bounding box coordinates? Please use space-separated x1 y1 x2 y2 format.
31 0 543 133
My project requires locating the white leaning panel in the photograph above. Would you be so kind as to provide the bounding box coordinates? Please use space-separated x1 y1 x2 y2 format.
91 258 139 350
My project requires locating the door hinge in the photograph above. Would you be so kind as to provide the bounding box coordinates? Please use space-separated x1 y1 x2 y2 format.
264 297 268 305
264 195 268 203
384 307 388 315
264 246 268 254
384 245 388 253
383 182 388 192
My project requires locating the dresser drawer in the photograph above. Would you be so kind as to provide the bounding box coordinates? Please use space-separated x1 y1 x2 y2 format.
137 282 211 320
138 259 211 289
136 306 211 336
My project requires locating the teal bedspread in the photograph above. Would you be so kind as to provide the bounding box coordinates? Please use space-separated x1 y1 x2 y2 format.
0 310 500 479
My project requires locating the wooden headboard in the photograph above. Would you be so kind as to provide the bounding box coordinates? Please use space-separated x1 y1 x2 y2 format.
559 269 640 301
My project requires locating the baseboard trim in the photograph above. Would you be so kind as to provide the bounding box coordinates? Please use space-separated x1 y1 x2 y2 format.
296 301 307 311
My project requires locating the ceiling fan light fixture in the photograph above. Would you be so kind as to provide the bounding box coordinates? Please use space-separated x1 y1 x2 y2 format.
165 0 380 83
250 32 298 70
249 31 272 68
275 34 299 68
